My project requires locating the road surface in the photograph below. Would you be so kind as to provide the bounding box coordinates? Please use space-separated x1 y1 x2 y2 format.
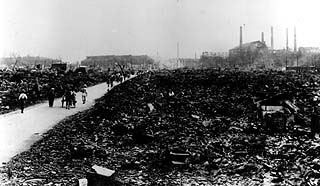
0 78 131 164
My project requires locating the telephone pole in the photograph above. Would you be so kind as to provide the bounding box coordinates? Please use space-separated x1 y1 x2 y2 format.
177 42 180 68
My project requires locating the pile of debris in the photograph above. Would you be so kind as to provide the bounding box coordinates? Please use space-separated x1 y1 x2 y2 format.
0 69 107 114
3 69 320 185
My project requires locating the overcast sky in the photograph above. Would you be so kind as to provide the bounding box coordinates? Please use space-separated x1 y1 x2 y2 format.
1 0 320 62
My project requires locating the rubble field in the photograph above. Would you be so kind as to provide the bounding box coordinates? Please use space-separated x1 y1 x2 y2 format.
2 69 320 186
0 70 108 114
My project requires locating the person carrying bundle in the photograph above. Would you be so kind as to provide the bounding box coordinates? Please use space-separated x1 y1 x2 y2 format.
18 90 28 113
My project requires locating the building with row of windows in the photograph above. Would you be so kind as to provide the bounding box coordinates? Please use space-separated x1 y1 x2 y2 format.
80 55 155 71
0 56 62 70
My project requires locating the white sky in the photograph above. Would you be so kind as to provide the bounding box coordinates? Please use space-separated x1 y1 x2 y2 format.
1 0 320 62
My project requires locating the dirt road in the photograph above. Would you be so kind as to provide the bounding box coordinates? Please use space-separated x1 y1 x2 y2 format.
0 78 130 164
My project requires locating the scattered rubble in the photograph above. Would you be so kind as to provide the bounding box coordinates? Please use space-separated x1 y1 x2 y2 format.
3 69 320 185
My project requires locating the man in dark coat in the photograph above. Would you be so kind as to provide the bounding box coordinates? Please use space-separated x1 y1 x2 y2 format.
48 88 55 107
65 89 72 110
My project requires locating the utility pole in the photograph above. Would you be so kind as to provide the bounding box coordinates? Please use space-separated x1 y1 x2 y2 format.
240 26 243 48
285 55 288 69
294 26 297 53
285 28 289 70
177 42 179 68
286 28 289 51
271 26 274 51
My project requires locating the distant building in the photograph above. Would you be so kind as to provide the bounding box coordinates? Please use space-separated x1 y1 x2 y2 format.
299 47 320 54
179 58 200 69
202 52 228 58
51 63 67 72
81 55 154 70
229 41 268 56
0 56 61 69
296 47 320 67
199 52 228 69
229 41 272 69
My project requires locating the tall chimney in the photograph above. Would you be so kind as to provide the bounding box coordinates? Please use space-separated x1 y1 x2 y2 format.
271 26 274 50
261 32 265 43
240 26 243 48
286 28 289 51
177 42 179 68
177 42 179 59
294 26 297 52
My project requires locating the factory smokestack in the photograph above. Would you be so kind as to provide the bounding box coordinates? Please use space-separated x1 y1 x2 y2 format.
261 32 265 43
294 27 297 52
177 42 179 59
240 26 243 48
271 26 274 50
286 28 289 51
177 42 179 68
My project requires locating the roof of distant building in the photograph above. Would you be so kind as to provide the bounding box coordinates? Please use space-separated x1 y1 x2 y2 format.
85 55 149 59
299 47 320 53
230 41 267 51
81 55 154 66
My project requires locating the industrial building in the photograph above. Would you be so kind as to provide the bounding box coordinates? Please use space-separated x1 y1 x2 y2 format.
0 56 62 69
229 39 272 69
229 41 268 56
200 52 227 68
178 58 200 69
225 26 319 69
227 25 276 69
81 55 155 71
299 47 320 54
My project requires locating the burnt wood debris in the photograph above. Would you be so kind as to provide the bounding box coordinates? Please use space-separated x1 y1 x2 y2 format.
3 69 320 185
0 68 134 114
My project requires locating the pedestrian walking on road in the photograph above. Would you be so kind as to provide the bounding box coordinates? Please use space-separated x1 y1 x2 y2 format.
65 89 72 110
81 88 88 104
110 74 115 87
120 74 124 83
106 75 110 88
48 88 55 107
18 90 28 113
71 90 77 108
61 94 66 108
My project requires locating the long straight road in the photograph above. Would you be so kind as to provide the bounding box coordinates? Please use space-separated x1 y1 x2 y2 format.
0 78 131 164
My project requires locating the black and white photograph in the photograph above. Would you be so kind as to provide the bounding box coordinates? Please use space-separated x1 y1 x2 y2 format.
1 0 320 185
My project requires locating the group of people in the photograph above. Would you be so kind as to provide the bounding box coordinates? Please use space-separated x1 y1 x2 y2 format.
106 74 115 88
61 89 77 109
105 71 132 88
18 86 88 113
61 87 88 109
0 67 108 114
16 69 135 114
